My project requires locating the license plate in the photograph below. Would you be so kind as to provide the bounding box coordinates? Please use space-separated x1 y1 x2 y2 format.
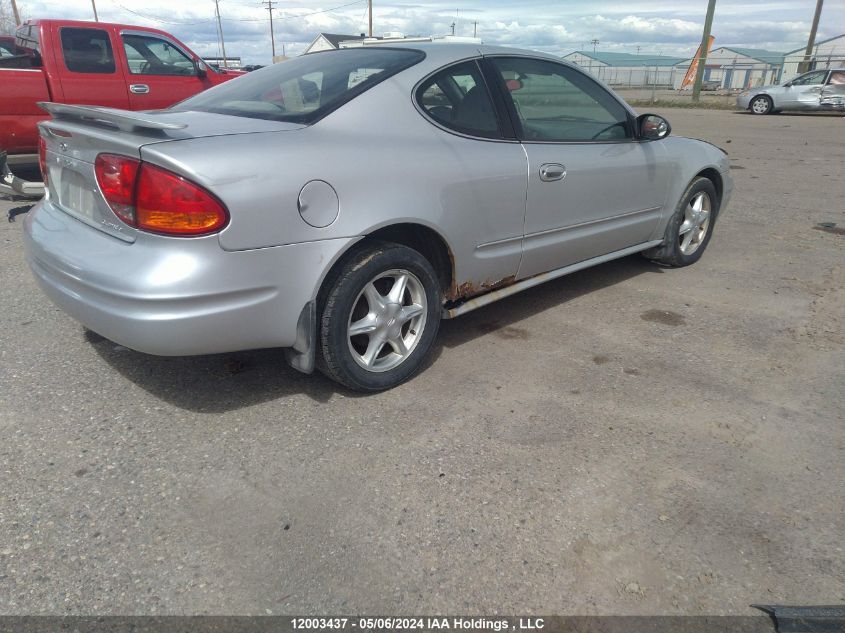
58 168 96 221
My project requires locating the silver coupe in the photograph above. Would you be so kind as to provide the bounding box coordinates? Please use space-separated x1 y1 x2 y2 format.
737 68 845 114
24 43 732 390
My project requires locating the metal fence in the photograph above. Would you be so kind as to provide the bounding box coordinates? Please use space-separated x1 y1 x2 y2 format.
573 54 845 92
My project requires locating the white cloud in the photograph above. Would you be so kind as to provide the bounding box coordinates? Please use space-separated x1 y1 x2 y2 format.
5 0 844 63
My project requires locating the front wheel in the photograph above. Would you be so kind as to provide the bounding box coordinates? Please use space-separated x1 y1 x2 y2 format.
749 95 773 115
317 242 441 391
642 177 719 267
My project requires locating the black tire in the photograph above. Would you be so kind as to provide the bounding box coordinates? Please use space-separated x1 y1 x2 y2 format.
317 241 441 391
642 177 719 268
749 95 772 115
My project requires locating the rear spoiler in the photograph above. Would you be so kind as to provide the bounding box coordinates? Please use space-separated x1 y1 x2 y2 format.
37 102 187 132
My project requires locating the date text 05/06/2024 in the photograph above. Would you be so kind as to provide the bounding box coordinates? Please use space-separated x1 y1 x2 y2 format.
291 618 546 630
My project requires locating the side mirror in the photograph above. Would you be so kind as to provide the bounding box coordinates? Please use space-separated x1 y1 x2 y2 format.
637 113 671 140
194 60 208 78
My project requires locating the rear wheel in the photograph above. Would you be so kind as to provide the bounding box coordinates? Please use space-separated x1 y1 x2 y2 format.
318 242 441 391
749 95 772 115
642 177 719 267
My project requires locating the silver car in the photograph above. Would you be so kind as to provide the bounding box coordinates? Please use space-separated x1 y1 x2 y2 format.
737 68 845 114
24 43 732 391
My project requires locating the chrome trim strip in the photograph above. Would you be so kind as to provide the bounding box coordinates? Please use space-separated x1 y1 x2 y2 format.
476 205 662 250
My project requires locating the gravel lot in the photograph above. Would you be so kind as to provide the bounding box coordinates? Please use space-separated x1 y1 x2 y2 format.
1 109 843 615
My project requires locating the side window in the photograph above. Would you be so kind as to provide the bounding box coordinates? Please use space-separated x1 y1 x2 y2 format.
791 71 827 86
415 60 501 138
827 71 845 85
122 33 197 76
491 57 631 142
60 27 115 74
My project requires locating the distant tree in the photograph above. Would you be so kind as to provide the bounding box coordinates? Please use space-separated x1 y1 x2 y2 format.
0 0 25 36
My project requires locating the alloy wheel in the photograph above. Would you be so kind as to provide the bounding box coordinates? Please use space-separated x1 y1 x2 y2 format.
347 269 427 372
678 191 712 255
751 97 770 114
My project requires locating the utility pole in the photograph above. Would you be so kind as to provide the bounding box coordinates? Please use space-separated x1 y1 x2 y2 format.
262 0 276 60
691 0 716 103
91 0 99 21
799 0 824 73
591 38 599 52
473 20 477 38
450 22 455 36
214 0 228 68
367 0 372 37
10 0 21 26
636 45 641 55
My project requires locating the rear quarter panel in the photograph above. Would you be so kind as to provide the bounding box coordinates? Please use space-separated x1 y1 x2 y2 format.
141 68 530 298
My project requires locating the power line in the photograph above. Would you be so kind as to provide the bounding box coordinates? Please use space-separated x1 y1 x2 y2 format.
214 0 228 67
262 0 276 59
107 0 366 26
800 0 824 73
691 0 717 102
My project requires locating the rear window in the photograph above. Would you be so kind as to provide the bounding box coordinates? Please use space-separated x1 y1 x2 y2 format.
175 48 425 123
0 38 14 58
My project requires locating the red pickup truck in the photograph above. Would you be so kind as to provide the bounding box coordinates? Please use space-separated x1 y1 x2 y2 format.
1 19 242 171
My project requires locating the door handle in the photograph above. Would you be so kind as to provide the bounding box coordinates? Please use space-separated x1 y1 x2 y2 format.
130 84 150 94
539 163 566 182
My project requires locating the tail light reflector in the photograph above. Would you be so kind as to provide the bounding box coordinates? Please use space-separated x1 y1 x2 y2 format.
38 136 48 186
94 153 228 236
94 154 140 225
136 163 228 235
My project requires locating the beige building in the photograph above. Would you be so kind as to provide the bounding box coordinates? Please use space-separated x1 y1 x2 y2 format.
562 51 685 87
673 47 783 90
781 34 845 80
302 33 366 55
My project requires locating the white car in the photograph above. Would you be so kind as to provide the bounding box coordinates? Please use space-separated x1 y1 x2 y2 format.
737 68 845 114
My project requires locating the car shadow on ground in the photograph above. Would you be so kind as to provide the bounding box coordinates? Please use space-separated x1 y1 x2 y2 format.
90 254 665 412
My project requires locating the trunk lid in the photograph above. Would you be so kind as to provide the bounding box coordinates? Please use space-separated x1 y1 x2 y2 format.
38 103 304 242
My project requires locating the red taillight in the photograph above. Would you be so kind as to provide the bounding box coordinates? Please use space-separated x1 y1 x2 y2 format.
38 136 48 185
136 163 228 236
93 153 228 236
95 154 140 225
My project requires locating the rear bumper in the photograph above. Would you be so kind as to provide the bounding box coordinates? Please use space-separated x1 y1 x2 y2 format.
23 198 355 356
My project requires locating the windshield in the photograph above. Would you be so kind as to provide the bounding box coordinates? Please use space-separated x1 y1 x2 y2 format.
175 48 425 123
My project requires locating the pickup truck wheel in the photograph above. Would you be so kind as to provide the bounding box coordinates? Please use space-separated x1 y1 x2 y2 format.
750 95 773 115
317 242 441 391
642 177 719 267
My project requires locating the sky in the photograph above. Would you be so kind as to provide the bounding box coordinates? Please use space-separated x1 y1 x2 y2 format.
7 0 845 65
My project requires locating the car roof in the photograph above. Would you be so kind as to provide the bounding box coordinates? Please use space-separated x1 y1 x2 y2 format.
24 18 179 36
339 41 566 66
